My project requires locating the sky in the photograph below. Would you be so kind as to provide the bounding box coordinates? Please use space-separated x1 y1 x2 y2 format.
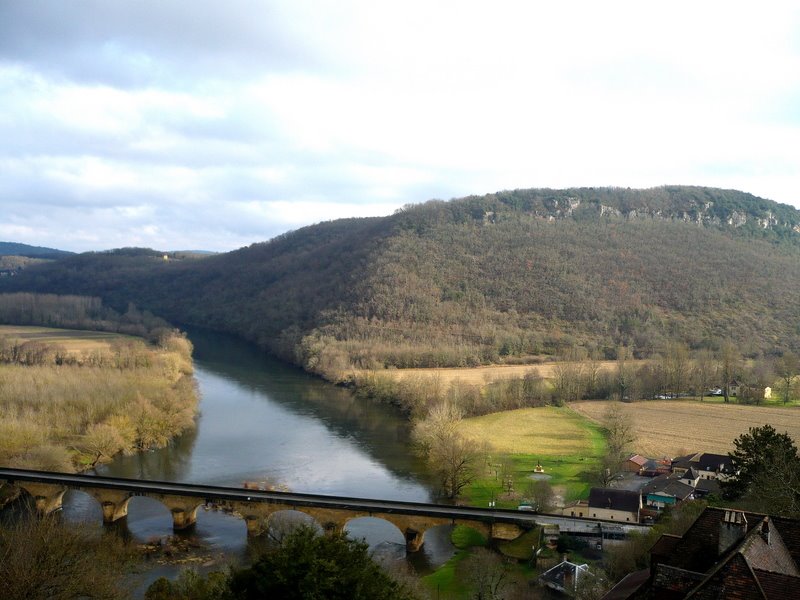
1 1 800 253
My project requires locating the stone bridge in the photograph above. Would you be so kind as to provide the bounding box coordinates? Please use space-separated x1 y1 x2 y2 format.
0 467 647 552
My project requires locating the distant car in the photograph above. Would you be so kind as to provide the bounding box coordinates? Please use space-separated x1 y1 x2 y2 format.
517 503 535 512
709 388 723 396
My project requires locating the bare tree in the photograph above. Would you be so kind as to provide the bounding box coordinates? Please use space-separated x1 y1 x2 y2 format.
599 403 636 486
0 514 131 600
664 341 690 396
457 547 511 600
775 352 799 405
413 403 476 499
615 346 635 401
552 347 587 405
718 341 740 403
525 479 555 512
693 348 716 401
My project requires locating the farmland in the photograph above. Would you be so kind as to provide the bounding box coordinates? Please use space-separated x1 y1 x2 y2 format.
0 325 137 355
359 360 633 388
571 400 800 457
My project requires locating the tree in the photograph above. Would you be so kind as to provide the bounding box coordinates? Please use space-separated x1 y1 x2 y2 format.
227 526 418 600
692 348 716 402
145 570 228 600
525 479 555 512
599 402 636 486
456 547 511 600
615 346 633 401
721 425 800 507
775 352 799 405
413 403 476 499
552 347 587 405
0 514 131 600
718 341 740 403
81 423 126 467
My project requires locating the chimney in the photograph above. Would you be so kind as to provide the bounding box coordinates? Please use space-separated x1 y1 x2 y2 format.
761 519 770 545
719 510 748 555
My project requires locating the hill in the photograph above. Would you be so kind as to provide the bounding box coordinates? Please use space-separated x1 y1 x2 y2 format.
0 241 74 259
2 186 800 375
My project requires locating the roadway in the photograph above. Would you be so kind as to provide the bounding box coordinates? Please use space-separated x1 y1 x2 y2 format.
0 467 649 535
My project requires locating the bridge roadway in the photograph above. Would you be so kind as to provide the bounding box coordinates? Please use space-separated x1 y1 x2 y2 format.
0 467 648 551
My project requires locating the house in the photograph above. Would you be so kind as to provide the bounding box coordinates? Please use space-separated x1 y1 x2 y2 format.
694 477 722 498
587 488 641 522
678 467 701 487
601 507 800 599
640 457 672 477
671 452 734 481
540 559 593 595
641 475 694 509
623 454 648 473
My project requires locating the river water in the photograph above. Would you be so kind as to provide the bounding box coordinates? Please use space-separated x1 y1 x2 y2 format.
57 329 454 589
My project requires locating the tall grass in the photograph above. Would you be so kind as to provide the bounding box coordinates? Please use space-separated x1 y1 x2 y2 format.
0 333 197 471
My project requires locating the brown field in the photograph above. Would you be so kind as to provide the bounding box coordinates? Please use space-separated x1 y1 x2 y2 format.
0 325 135 354
570 399 800 457
360 359 642 388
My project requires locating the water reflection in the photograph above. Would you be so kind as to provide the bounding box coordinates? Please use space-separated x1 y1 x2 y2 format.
6 328 456 589
0 331 454 597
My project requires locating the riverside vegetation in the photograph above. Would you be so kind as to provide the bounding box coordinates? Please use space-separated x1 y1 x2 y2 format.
0 295 197 473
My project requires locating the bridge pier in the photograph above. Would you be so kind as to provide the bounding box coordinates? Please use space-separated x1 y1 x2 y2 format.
405 528 425 553
245 515 265 537
13 482 67 516
171 507 197 531
92 490 133 524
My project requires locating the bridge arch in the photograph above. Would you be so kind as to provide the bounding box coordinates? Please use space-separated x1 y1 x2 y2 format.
344 516 405 545
61 489 103 523
265 509 322 542
123 496 175 539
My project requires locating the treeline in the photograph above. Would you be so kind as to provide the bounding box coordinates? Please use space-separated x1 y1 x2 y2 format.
0 292 176 343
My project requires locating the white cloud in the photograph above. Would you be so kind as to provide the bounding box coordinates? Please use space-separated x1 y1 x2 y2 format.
0 1 799 252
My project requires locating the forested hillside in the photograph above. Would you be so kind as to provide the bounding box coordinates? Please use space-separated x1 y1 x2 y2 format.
3 186 800 375
0 241 73 259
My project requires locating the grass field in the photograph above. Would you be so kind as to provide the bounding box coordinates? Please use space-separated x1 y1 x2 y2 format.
571 399 800 457
456 406 606 506
0 325 135 354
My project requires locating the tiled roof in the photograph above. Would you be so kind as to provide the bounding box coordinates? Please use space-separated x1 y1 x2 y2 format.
695 479 721 495
657 508 765 572
643 477 695 501
628 454 649 466
753 569 800 600
600 569 650 600
588 488 641 513
603 507 800 600
686 552 764 599
672 452 733 473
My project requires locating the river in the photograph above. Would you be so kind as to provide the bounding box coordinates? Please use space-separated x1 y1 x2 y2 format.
58 329 455 590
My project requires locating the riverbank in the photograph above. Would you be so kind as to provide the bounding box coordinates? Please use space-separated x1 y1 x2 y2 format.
0 325 198 473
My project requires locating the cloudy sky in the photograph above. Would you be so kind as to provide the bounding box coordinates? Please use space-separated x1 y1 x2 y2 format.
2 1 799 252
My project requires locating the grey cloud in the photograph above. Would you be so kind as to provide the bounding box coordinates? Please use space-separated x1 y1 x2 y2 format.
0 1 318 87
